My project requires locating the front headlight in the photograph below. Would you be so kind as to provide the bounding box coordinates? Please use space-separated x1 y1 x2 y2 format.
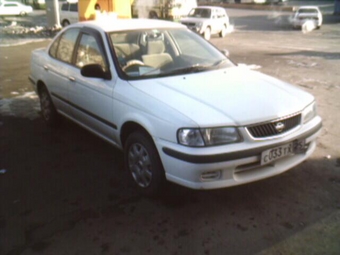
178 127 242 147
302 102 317 124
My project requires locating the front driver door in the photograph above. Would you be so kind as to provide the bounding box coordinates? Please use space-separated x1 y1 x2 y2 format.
67 29 117 143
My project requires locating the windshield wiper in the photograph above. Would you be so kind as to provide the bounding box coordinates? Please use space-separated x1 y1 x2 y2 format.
163 64 211 76
211 59 228 67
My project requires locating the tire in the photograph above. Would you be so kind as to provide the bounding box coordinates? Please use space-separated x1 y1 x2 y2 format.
219 24 227 38
149 11 158 19
20 11 27 16
204 27 211 40
124 131 166 196
39 86 59 127
62 20 70 27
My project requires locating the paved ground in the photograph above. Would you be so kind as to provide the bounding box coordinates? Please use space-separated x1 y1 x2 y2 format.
0 8 340 255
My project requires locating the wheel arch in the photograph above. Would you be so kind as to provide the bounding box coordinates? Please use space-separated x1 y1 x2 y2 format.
62 19 70 27
120 121 152 148
37 80 47 96
148 10 159 19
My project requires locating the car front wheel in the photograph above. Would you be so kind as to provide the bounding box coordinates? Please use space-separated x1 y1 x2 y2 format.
39 86 59 126
124 131 166 196
204 27 211 40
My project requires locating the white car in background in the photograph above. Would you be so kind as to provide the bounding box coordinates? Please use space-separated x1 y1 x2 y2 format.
60 0 78 27
180 6 229 40
0 1 33 16
291 6 323 29
30 19 322 195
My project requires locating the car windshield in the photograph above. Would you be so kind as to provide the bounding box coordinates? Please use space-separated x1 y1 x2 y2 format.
188 8 211 18
298 9 318 14
109 28 234 80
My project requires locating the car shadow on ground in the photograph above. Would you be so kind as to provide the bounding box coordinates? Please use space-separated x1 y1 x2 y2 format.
268 50 340 60
1 115 339 254
230 13 340 32
230 14 296 32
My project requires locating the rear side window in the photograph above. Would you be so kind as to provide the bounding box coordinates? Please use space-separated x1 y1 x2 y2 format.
61 3 69 11
49 28 80 64
70 3 78 12
4 4 18 7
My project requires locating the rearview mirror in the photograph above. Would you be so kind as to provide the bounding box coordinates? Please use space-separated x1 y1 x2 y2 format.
81 64 111 80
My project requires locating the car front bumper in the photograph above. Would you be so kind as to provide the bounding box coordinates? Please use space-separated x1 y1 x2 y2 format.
292 19 321 27
156 116 322 190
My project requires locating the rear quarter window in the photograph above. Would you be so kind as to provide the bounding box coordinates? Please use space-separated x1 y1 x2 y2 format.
70 3 78 12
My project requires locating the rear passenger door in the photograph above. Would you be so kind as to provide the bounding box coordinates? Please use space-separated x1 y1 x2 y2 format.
45 28 80 117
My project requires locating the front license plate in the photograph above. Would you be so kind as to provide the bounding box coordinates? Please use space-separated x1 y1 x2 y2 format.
261 140 305 165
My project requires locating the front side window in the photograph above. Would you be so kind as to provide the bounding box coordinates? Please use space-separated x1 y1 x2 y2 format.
188 8 211 18
55 28 80 63
4 4 18 7
75 34 106 69
61 3 69 11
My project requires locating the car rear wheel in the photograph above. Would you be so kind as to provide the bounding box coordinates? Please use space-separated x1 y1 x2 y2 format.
39 86 59 127
20 11 27 16
62 20 70 27
219 24 227 38
149 11 158 19
124 131 165 196
204 27 211 40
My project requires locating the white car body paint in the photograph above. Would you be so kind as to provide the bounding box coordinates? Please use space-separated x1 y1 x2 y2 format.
30 19 322 190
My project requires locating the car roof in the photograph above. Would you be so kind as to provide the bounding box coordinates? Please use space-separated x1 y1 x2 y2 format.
72 18 186 32
298 6 320 10
194 6 225 11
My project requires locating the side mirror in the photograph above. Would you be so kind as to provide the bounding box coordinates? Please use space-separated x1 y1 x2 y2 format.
221 49 229 57
81 64 111 80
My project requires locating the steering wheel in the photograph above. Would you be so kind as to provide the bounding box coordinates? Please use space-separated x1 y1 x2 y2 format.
123 59 145 71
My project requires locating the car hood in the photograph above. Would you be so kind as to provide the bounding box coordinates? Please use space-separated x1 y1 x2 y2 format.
128 67 314 127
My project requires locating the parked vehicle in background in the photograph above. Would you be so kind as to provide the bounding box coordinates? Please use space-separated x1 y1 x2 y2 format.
0 1 33 16
60 0 78 27
132 0 197 21
253 0 287 4
29 19 322 196
290 6 323 29
180 6 229 40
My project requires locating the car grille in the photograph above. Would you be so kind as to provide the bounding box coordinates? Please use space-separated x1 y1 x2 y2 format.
299 17 318 20
246 114 301 139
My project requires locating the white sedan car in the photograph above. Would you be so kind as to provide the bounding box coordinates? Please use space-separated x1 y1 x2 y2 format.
291 6 323 29
180 6 229 40
30 19 322 195
0 1 33 16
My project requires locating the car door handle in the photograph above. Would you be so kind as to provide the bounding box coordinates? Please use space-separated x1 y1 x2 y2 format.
68 76 76 82
43 65 49 71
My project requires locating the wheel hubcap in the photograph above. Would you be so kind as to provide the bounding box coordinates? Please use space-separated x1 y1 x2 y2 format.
128 143 152 188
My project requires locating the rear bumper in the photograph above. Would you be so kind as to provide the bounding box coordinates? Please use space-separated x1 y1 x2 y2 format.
156 117 322 190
